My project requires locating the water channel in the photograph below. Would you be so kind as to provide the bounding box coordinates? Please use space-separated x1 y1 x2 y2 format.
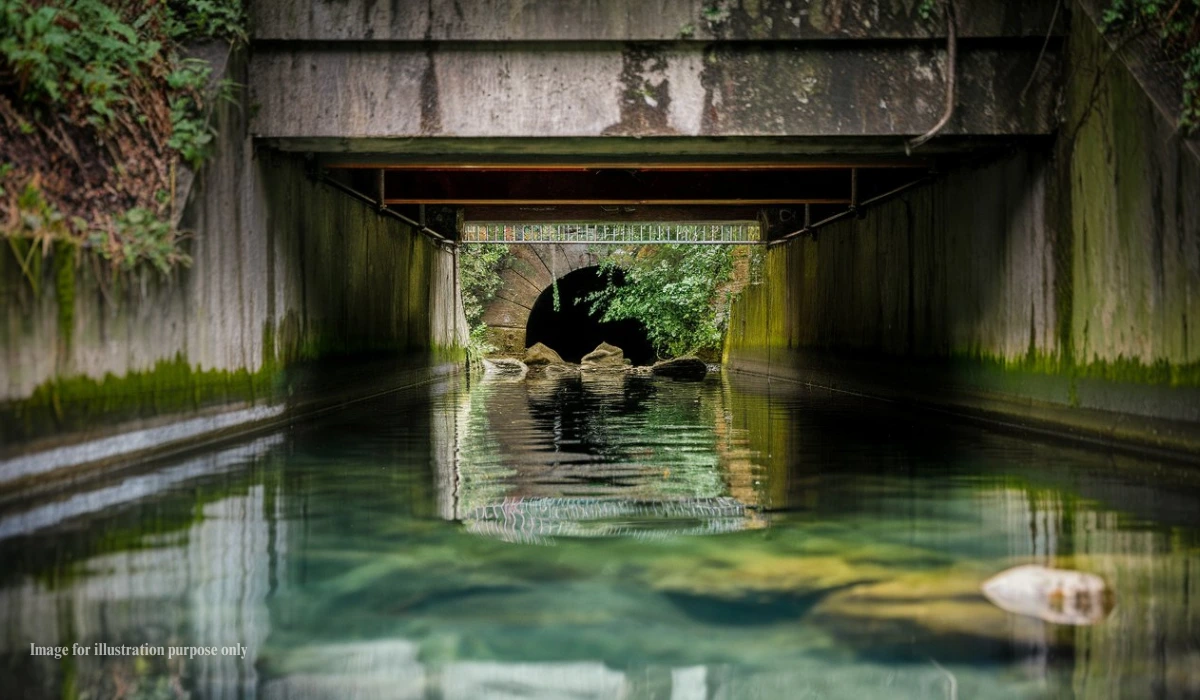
2 370 1198 698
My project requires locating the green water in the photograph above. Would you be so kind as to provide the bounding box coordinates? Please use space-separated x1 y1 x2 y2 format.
1 371 1198 699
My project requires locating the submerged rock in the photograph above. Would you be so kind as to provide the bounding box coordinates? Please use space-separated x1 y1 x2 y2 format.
981 564 1114 625
651 356 708 380
481 358 528 377
581 342 625 369
523 342 564 366
530 362 580 378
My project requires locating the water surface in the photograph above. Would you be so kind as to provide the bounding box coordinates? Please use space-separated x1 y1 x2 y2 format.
2 371 1198 698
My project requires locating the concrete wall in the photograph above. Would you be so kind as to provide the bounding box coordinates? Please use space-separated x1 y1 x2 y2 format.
250 43 1057 143
0 52 467 457
252 0 1055 41
247 1 1059 145
725 7 1200 451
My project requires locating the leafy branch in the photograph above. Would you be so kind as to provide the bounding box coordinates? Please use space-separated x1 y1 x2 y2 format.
583 245 736 359
0 0 246 275
1103 0 1200 131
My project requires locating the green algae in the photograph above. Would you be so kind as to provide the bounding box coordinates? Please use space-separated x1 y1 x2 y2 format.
53 240 76 355
1 353 283 444
952 350 1200 389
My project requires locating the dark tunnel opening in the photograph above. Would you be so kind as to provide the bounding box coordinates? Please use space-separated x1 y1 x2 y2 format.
525 266 657 365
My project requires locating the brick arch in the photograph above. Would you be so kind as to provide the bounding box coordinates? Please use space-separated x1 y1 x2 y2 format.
481 243 615 355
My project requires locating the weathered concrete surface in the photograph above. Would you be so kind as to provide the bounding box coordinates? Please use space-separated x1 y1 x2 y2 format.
1062 7 1200 369
289 136 1046 159
250 43 1058 141
0 53 467 457
252 0 1057 41
724 7 1200 451
727 151 1059 364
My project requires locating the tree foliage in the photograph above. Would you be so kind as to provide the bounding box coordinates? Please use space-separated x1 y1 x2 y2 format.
458 244 512 355
1103 0 1200 131
584 245 735 359
0 0 246 275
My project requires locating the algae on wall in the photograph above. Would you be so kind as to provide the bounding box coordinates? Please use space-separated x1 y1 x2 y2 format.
725 5 1200 416
1062 6 1200 372
0 52 466 447
726 150 1060 369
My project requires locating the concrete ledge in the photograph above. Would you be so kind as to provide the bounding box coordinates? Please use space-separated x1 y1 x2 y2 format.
0 433 284 541
250 42 1058 140
0 359 462 496
251 0 1058 42
0 403 284 486
727 352 1200 461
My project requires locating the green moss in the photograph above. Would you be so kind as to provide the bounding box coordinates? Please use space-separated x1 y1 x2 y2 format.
431 342 468 365
951 350 1200 388
7 237 44 297
53 240 76 353
261 319 276 369
1 354 283 444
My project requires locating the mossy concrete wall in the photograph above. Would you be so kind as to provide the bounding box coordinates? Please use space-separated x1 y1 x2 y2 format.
0 54 466 456
725 8 1200 450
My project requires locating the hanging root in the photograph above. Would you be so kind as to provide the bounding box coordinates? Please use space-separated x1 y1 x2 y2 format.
908 0 958 153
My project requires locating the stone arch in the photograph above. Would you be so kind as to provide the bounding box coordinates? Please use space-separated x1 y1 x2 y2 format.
480 243 612 355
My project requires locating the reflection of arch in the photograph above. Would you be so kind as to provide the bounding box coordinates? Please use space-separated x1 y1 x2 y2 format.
480 243 609 354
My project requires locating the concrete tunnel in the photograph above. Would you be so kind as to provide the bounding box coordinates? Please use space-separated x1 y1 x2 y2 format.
2 0 1198 480
3 2 1200 695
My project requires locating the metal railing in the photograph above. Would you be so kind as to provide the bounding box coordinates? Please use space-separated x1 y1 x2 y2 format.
462 221 761 245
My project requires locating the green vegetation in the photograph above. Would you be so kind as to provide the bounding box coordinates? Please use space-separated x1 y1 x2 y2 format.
0 0 246 275
1103 0 1200 130
584 245 737 358
3 352 280 443
458 244 512 357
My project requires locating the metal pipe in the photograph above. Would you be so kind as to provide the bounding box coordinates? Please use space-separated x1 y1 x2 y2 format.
768 176 932 247
318 174 453 245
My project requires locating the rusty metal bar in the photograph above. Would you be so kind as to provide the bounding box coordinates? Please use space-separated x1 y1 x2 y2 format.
385 199 849 206
323 161 932 171
768 175 932 247
318 173 452 246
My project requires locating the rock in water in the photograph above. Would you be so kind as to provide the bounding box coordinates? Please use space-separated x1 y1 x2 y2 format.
581 342 625 368
481 358 528 377
523 342 564 366
981 564 1114 625
651 356 708 380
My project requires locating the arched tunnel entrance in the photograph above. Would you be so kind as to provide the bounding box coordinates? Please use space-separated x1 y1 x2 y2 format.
525 267 657 365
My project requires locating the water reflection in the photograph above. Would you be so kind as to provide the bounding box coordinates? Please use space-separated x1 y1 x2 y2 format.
444 373 765 543
0 372 1197 698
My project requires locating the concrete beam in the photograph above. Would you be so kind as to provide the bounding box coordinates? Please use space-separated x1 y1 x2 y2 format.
250 42 1059 142
252 0 1059 42
283 136 1043 159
